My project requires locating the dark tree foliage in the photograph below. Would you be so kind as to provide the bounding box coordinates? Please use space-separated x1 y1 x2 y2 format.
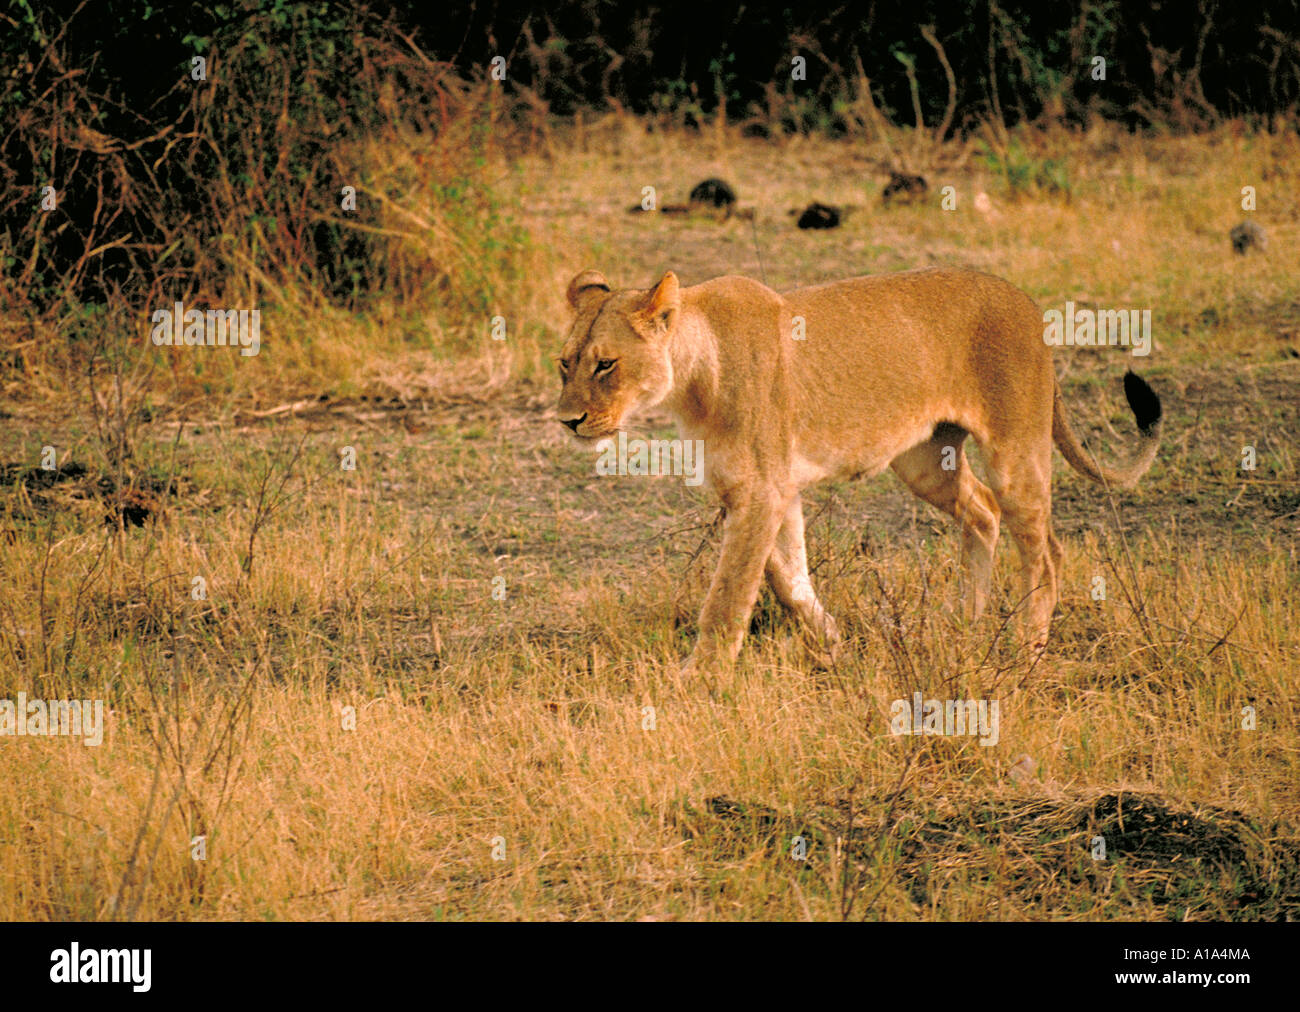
388 0 1300 127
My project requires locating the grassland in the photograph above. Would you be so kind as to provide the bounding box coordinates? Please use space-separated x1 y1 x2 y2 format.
1 116 1297 920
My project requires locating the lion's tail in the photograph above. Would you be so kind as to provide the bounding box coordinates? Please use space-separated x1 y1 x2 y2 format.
1052 372 1162 490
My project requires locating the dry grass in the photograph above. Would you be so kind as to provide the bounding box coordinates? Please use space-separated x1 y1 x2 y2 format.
1 117 1298 920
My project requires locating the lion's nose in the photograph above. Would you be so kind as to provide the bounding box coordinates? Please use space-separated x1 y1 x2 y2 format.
560 413 587 432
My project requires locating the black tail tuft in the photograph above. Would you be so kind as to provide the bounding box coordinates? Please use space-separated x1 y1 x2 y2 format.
1123 371 1162 435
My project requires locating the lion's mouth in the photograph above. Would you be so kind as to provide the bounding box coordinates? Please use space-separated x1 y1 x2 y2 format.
566 415 621 441
571 427 618 443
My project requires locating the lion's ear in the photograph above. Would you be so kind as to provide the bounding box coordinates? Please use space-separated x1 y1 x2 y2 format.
637 271 680 334
567 269 611 309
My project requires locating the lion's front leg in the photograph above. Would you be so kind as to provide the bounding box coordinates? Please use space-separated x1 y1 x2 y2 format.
765 495 841 662
682 491 786 673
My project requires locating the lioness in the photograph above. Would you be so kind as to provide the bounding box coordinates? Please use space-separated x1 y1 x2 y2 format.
555 267 1161 672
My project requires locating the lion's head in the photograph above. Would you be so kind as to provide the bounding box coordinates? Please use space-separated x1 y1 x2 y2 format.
555 270 681 440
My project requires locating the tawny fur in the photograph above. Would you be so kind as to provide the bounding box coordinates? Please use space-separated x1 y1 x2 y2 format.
556 267 1161 672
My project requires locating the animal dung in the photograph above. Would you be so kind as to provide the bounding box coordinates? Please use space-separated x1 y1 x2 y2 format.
882 171 928 205
1230 220 1266 254
688 178 737 209
795 202 842 230
628 178 749 221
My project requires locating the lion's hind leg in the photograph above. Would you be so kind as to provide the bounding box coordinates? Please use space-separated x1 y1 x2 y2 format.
890 426 1002 623
982 436 1058 655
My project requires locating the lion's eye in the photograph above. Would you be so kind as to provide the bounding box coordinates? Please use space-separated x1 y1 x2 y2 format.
594 358 617 376
558 358 570 375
